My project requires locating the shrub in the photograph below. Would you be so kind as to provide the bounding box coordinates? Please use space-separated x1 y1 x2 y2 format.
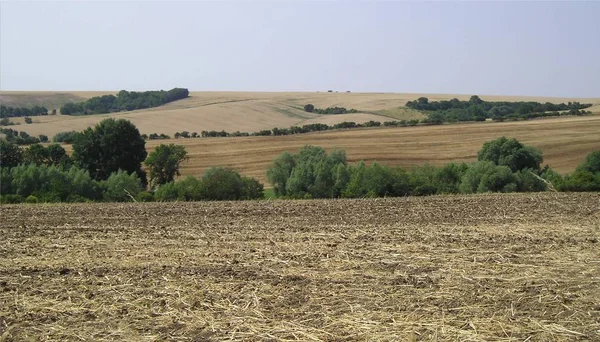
200 167 245 201
25 195 38 204
0 194 22 204
53 131 79 143
304 104 314 113
241 177 264 200
101 170 143 202
477 137 542 172
136 191 154 202
154 181 180 201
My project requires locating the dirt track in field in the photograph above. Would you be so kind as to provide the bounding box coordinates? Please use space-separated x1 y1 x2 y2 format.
1 193 599 341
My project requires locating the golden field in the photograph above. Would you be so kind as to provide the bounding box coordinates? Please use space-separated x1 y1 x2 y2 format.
2 91 599 184
2 91 599 137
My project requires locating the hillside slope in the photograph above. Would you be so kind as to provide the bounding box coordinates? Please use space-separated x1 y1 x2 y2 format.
146 115 600 185
3 91 599 137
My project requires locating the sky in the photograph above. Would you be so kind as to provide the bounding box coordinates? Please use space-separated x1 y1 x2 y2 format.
1 1 599 97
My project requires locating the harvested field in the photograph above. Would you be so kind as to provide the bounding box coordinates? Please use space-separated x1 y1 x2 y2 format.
1 193 599 341
161 115 600 184
3 91 598 137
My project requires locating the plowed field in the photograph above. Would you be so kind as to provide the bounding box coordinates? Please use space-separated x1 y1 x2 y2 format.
1 193 599 341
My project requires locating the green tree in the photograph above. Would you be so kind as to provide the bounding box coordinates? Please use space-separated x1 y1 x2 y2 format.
46 144 70 167
144 144 188 188
72 118 147 183
576 151 600 174
200 167 245 201
0 140 23 167
477 137 543 172
23 144 49 165
266 152 296 196
101 170 143 202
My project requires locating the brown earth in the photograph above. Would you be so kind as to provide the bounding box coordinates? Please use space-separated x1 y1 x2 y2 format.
1 193 599 341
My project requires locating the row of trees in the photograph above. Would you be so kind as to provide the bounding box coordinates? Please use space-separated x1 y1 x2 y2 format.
1 118 266 203
0 105 54 118
304 104 359 114
405 96 593 123
60 88 189 115
266 138 600 199
1 128 48 145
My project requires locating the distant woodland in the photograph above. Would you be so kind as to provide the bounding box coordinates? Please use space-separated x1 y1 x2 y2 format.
60 88 189 115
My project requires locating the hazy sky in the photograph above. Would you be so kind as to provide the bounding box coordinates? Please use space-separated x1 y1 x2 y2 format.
1 1 599 97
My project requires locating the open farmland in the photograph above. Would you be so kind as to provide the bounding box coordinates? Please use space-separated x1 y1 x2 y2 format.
2 91 599 137
157 115 600 185
0 193 599 341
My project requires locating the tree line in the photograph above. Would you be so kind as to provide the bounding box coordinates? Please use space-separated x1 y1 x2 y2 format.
0 105 54 118
1 118 263 204
60 88 189 115
1 128 48 145
266 138 600 199
303 104 359 114
2 119 598 204
405 96 593 123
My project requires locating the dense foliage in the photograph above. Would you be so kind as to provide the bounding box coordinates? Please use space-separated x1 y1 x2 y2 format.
1 105 49 118
60 88 189 115
406 96 592 123
266 138 599 199
0 128 43 145
72 118 147 183
53 131 80 143
154 167 264 201
144 144 188 188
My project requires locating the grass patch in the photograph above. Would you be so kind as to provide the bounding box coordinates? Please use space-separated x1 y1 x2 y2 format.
263 188 277 199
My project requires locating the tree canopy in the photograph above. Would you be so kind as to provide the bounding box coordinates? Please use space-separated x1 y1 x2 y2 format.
144 144 188 188
72 118 147 182
477 137 543 172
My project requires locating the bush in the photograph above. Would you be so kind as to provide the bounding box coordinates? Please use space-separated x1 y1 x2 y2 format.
136 191 154 202
154 181 180 201
53 131 79 143
478 137 542 172
101 170 143 202
200 167 245 201
0 194 22 204
241 177 264 200
304 104 314 113
25 195 38 204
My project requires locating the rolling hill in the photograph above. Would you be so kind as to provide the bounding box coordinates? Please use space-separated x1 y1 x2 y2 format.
2 91 599 185
2 91 599 137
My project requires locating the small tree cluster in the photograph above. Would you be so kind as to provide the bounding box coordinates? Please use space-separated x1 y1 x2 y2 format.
60 88 189 115
154 167 263 201
266 138 558 199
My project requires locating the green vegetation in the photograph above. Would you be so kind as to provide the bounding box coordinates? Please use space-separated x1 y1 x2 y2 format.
53 131 80 143
154 167 264 201
72 118 147 183
2 120 597 204
406 96 593 123
266 138 599 199
0 118 18 126
1 105 49 118
1 119 265 203
0 128 44 145
303 104 359 114
144 144 188 188
60 88 189 115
